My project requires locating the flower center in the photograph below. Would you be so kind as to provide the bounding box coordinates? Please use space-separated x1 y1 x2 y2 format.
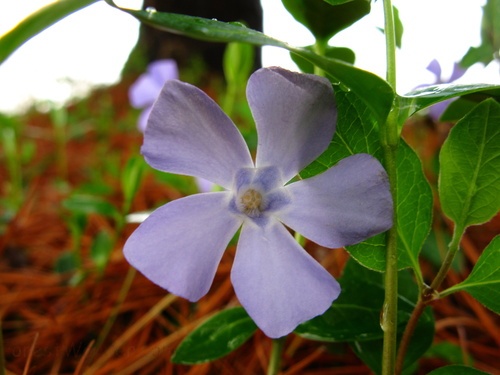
239 188 264 217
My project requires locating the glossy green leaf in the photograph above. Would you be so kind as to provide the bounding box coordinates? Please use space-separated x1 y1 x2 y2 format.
282 0 370 42
296 260 434 372
172 307 257 364
302 91 432 274
424 342 473 365
301 90 383 179
399 84 500 126
291 46 355 74
348 141 433 275
104 0 394 125
0 0 98 64
439 99 500 229
427 365 491 375
442 235 500 313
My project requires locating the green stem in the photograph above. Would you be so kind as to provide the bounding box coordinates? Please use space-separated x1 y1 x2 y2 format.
380 1 399 374
380 137 399 375
383 0 397 88
395 225 465 374
313 39 327 77
430 225 464 290
267 337 286 375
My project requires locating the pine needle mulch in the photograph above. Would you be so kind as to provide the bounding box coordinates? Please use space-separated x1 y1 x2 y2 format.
1 81 499 375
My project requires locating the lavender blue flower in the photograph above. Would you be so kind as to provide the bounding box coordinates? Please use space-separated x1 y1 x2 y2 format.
128 59 179 131
418 59 467 121
124 67 393 338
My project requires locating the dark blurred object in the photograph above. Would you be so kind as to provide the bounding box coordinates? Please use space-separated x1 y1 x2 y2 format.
133 0 262 77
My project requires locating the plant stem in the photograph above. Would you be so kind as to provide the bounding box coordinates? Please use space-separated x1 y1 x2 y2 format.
395 225 465 374
313 39 327 77
382 0 397 89
267 337 286 375
380 1 399 374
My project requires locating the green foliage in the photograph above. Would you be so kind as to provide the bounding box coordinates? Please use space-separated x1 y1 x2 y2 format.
121 155 147 215
223 42 254 88
399 84 500 128
427 365 491 375
291 46 356 74
0 0 99 64
90 231 115 275
296 260 434 373
443 235 500 313
171 307 257 364
439 99 500 229
281 0 370 42
461 0 500 68
302 91 432 275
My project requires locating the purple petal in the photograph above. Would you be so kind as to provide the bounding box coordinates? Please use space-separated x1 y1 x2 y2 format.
137 105 152 132
449 62 466 82
143 80 253 189
124 192 242 301
247 67 337 182
278 154 393 248
129 74 162 108
129 59 179 109
232 221 340 338
426 59 442 81
148 59 179 83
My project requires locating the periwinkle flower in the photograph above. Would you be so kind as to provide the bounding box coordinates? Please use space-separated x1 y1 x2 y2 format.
124 67 393 338
418 59 466 121
128 59 179 131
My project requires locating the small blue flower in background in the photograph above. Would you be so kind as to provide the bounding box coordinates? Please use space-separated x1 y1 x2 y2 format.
124 67 393 338
418 59 467 121
128 59 179 131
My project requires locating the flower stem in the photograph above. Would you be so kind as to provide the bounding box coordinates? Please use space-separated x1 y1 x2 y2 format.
380 1 399 374
313 39 327 77
267 337 286 375
395 225 465 374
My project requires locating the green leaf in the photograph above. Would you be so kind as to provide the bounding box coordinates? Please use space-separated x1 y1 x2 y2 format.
90 231 114 274
377 6 404 48
104 0 394 125
121 155 147 215
356 140 432 276
296 260 434 372
427 365 491 375
172 307 257 364
424 342 473 366
63 194 120 221
291 46 355 74
461 0 500 68
399 84 500 126
55 251 79 274
0 0 98 64
304 91 432 274
438 99 500 229
223 42 255 87
301 90 383 179
282 0 370 42
442 235 500 313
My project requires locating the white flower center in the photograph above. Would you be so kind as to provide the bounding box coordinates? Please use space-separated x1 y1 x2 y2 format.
239 188 264 217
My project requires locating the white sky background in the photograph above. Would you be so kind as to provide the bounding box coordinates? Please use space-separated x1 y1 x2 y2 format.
0 0 499 114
